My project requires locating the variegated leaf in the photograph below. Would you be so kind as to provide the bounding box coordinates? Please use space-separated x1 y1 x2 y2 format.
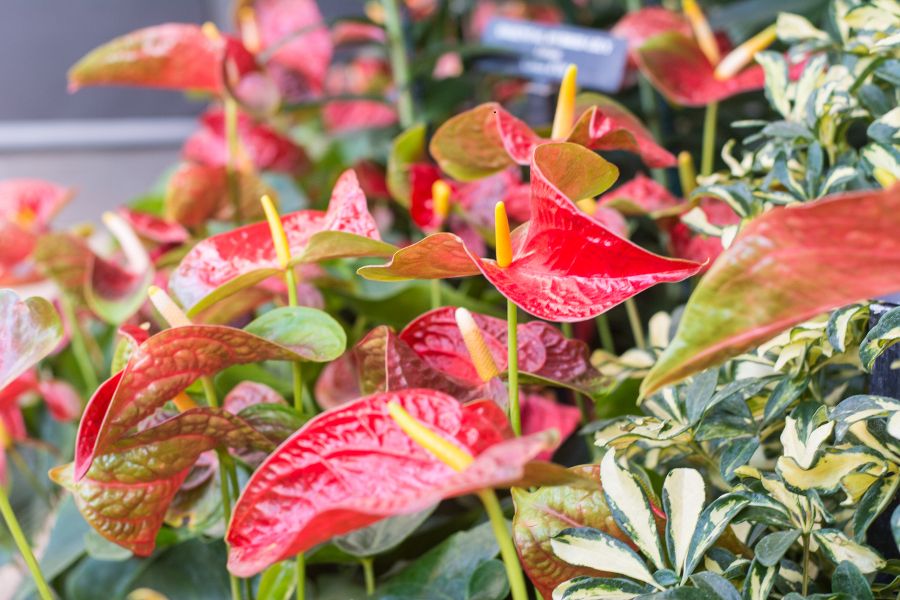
682 493 750 580
860 306 900 370
831 395 900 439
812 529 885 573
741 559 777 600
550 528 659 588
552 576 647 600
776 448 883 494
600 452 665 570
662 468 705 577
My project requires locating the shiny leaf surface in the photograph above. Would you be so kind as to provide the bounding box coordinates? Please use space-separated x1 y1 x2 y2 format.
0 290 63 390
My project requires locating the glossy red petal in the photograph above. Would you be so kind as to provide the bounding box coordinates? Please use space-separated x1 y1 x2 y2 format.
117 207 189 245
611 7 691 70
635 32 767 106
183 109 308 173
169 169 384 313
226 390 557 576
361 143 702 321
521 394 581 461
74 325 318 481
569 95 676 168
68 24 244 93
591 207 629 238
599 173 681 216
38 380 82 421
409 164 444 230
255 0 332 98
668 199 740 269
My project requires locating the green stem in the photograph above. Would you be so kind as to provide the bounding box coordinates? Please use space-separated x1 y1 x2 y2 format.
60 295 98 391
595 314 615 353
202 377 243 600
507 300 521 436
382 0 415 127
361 557 376 596
295 553 306 600
8 447 50 507
701 101 719 177
430 279 441 310
0 484 53 600
477 490 527 600
225 96 243 225
801 532 811 595
625 0 665 185
560 322 573 339
624 299 645 350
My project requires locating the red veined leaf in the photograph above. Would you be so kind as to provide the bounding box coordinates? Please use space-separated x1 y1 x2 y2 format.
354 326 476 401
360 143 702 322
0 290 63 390
55 406 275 555
513 464 626 598
611 6 691 71
117 207 189 245
430 98 673 181
74 324 325 481
223 381 285 415
226 389 560 577
253 0 332 99
642 185 900 396
183 109 308 173
68 23 254 93
315 354 361 411
635 31 795 107
168 169 393 314
598 173 681 216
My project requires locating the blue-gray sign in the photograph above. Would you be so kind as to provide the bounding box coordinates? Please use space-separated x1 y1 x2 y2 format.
480 17 628 92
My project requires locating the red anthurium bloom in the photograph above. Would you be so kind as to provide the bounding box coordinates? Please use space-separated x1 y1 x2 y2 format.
598 173 681 216
226 389 561 577
116 207 189 246
430 93 676 182
669 198 740 268
611 7 692 74
183 109 308 174
168 169 395 315
468 1 562 37
322 55 398 133
360 143 702 322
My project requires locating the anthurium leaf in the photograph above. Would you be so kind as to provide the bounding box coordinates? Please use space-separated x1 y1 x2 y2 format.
163 163 230 228
550 527 658 587
226 390 559 577
634 32 768 107
387 125 429 206
663 468 706 577
681 493 750 580
68 23 237 93
375 521 499 600
570 93 676 168
244 306 346 362
75 324 324 480
755 530 801 567
333 505 436 558
812 529 885 573
642 186 900 397
512 465 627 599
860 306 900 370
552 576 650 600
299 231 397 264
169 169 385 314
360 143 701 322
0 290 63 389
600 452 665 570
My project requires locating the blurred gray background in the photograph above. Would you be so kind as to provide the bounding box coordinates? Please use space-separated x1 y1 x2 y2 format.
0 1 361 225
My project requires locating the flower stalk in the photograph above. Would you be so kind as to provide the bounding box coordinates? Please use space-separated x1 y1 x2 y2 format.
493 202 521 435
382 0 415 128
0 481 53 600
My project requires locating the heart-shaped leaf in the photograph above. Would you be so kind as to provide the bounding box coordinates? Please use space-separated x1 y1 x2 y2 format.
430 98 673 181
642 186 900 396
226 390 560 577
169 169 392 314
0 290 63 389
75 323 327 480
360 143 701 322
68 23 253 93
244 306 346 363
512 465 627 598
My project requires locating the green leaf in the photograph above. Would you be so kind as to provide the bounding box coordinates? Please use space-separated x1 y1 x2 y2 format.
812 529 885 573
642 186 900 397
685 369 720 424
663 468 706 577
0 290 63 389
682 493 750 579
257 560 298 600
376 521 499 600
719 437 759 481
430 104 519 181
600 452 665 570
83 528 132 561
387 124 428 206
832 560 874 600
690 571 741 600
511 465 622 599
550 528 659 587
552 576 649 600
300 231 396 264
831 394 900 439
236 403 305 445
333 506 435 558
754 530 800 567
466 559 509 600
244 306 347 362
762 377 807 426
853 475 900 542
860 306 900 370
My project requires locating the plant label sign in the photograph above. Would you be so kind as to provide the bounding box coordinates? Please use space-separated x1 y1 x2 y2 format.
480 17 627 92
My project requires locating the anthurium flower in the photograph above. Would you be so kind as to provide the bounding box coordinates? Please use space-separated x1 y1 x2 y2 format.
597 173 681 216
0 179 72 286
430 92 676 181
322 56 398 133
668 198 740 267
226 388 563 577
168 169 396 315
360 143 702 322
611 7 691 75
117 207 189 247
